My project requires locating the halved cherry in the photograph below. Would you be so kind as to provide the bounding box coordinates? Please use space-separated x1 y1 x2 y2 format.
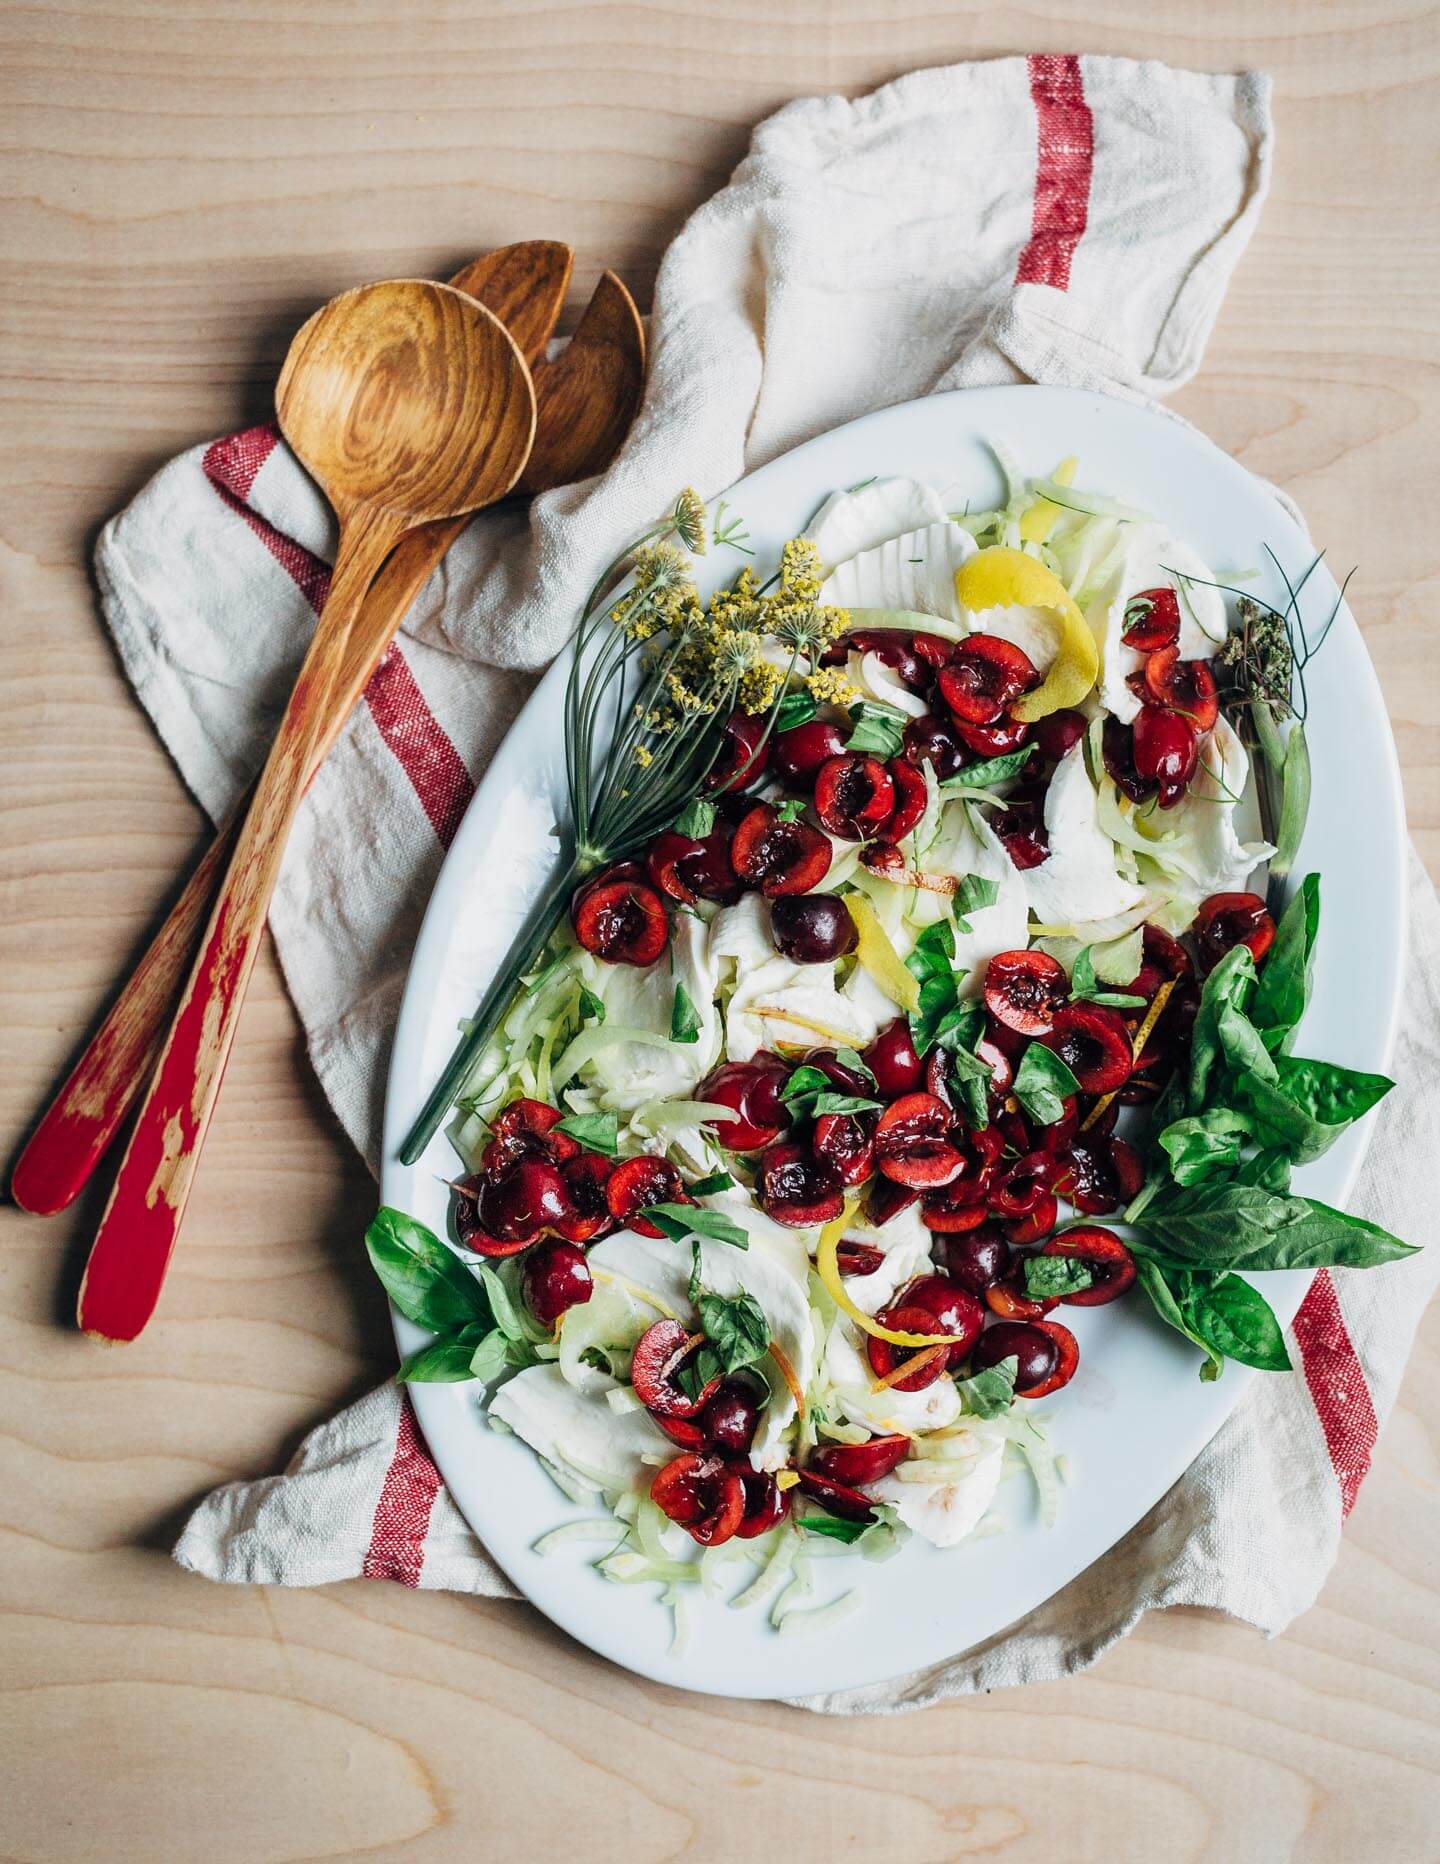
1133 704 1199 808
812 1112 876 1186
865 1303 953 1391
730 803 833 896
999 819 1051 871
898 1273 984 1366
698 1055 791 1152
983 950 1069 1036
936 1225 1012 1294
735 1467 790 1538
1003 1194 1059 1246
902 713 968 780
806 1048 877 1096
984 1273 1055 1322
631 1321 720 1419
757 1142 845 1226
863 1018 923 1098
938 636 1040 725
1041 1227 1137 1306
971 1319 1073 1394
452 1173 531 1257
1062 1135 1144 1215
1101 716 1154 803
990 1151 1062 1221
974 1019 1021 1094
866 1177 920 1226
809 1434 910 1486
1119 924 1194 1000
484 1095 581 1169
479 1157 574 1244
704 709 770 792
654 1413 707 1451
771 718 847 786
813 754 896 841
885 757 929 840
650 1452 746 1545
834 1239 886 1277
1031 707 1088 764
954 713 1030 757
1195 891 1276 971
1121 585 1181 652
843 628 928 690
917 1123 1001 1219
645 826 739 904
1042 1004 1134 1094
522 1240 593 1327
605 1154 688 1237
571 865 668 966
873 1092 964 1189
1144 649 1219 732
554 1151 617 1244
920 1187 989 1234
794 1467 877 1523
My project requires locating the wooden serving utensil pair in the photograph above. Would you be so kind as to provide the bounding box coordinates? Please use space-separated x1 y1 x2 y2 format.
11 242 645 1343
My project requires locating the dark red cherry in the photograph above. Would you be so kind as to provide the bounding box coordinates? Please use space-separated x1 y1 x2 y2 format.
700 1381 761 1455
770 893 857 964
866 1177 921 1226
813 754 896 841
872 1093 965 1189
1133 704 1199 808
481 1157 574 1242
756 1142 845 1227
1101 716 1154 804
812 1112 876 1186
863 1018 923 1098
483 1096 581 1171
1003 1194 1060 1246
730 804 833 896
1042 1004 1134 1094
938 635 1041 725
902 713 968 780
645 827 740 904
650 1452 745 1545
936 1226 1012 1294
983 949 1069 1036
844 628 928 689
989 1151 1062 1221
1031 707 1088 763
698 1056 792 1151
1061 1134 1144 1215
1118 924 1194 1000
885 758 929 840
554 1151 617 1244
605 1154 688 1237
735 1467 790 1538
631 1321 719 1418
833 1239 886 1277
1194 892 1276 972
522 1241 593 1327
864 1304 951 1392
1144 649 1219 733
954 713 1030 757
809 1433 910 1486
1121 585 1181 652
771 718 848 786
898 1273 985 1366
704 709 770 792
570 865 668 966
794 1467 878 1522
970 1320 1061 1393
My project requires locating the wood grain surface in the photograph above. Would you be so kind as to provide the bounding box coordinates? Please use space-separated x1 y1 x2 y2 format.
2 2 1437 1859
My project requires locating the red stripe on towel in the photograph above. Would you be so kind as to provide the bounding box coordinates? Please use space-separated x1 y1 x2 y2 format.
362 1396 445 1586
1293 1269 1379 1517
1015 54 1094 291
201 432 475 847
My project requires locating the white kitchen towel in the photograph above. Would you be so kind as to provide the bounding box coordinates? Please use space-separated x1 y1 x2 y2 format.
100 53 1436 1708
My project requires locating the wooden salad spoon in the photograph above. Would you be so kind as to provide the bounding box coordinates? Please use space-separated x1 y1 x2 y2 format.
11 248 646 1219
73 279 536 1342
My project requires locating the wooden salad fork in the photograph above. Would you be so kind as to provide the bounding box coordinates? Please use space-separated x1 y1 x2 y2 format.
11 248 645 1222
71 278 538 1343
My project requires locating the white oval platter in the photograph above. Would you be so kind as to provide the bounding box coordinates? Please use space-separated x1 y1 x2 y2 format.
381 384 1405 1700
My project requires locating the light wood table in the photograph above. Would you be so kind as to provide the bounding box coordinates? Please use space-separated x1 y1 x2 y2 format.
2 4 1437 1859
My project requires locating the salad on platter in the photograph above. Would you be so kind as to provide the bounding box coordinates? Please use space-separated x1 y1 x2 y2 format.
372 450 1414 1644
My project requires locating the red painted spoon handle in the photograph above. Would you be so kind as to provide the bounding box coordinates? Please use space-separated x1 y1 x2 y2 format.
76 509 406 1342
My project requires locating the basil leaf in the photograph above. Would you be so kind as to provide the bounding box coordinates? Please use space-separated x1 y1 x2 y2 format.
1158 1109 1253 1185
1137 1184 1417 1271
640 1202 750 1249
1134 1258 1224 1382
365 1206 491 1332
774 797 807 823
578 984 606 1025
696 1290 771 1373
554 1109 620 1156
1236 1146 1292 1192
687 1170 735 1197
952 872 998 934
673 797 716 839
774 689 818 734
397 1330 488 1383
939 745 1034 792
1240 1055 1394 1164
675 1343 723 1402
801 1515 869 1543
812 1092 883 1117
905 918 956 981
955 1356 1017 1417
1012 1043 1081 1126
1024 1255 1093 1299
468 1329 518 1384
670 981 702 1044
476 1264 533 1343
846 702 907 759
1185 1273 1291 1373
1073 944 1146 1010
1187 943 1257 1111
1252 871 1319 1053
781 1065 832 1104
934 1029 992 1129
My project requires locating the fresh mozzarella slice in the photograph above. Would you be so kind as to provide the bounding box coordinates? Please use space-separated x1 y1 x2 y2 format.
579 913 721 1111
962 607 1063 674
488 1363 672 1494
870 1424 1005 1547
819 522 977 623
917 802 1030 984
823 1325 963 1437
709 890 774 971
1095 526 1227 723
848 649 930 718
588 1230 815 1471
726 956 891 1060
1024 744 1145 928
806 477 950 567
832 1204 935 1316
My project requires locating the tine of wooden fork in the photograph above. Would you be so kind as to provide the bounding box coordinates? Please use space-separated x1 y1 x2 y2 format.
518 271 646 495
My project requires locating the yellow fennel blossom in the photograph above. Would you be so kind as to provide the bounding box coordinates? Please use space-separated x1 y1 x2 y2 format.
738 659 784 714
671 488 708 555
806 664 859 706
779 537 824 604
632 744 655 769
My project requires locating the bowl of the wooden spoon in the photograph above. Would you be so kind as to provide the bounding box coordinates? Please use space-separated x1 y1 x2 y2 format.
277 277 535 527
